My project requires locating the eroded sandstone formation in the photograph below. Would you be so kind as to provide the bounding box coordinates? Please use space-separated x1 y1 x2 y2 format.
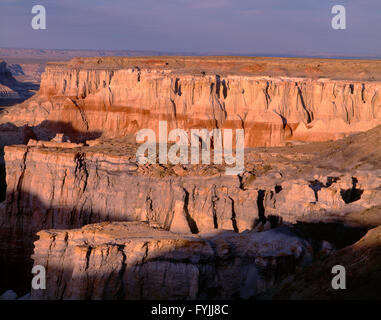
2 57 381 147
31 221 316 300
0 61 38 107
1 57 381 299
2 124 381 295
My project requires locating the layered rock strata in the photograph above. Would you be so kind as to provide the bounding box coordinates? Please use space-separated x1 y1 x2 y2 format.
3 125 381 294
3 129 381 241
2 57 381 298
0 61 38 107
31 221 315 300
2 57 381 147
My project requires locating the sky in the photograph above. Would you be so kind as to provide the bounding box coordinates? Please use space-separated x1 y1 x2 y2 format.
0 0 380 57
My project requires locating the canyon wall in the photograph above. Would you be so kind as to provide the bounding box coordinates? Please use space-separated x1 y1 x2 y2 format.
0 62 21 104
3 131 381 294
0 61 38 107
2 57 381 298
2 57 381 147
30 221 315 300
4 140 381 240
0 142 254 293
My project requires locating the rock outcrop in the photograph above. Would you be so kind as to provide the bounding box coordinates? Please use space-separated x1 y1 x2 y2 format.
4 126 381 242
0 61 38 107
0 141 257 293
31 221 315 300
2 57 381 146
2 56 381 299
3 125 381 294
262 224 381 300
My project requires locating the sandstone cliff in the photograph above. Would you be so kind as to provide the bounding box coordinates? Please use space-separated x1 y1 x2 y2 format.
3 125 381 294
2 56 381 299
2 57 381 147
0 61 38 107
30 221 315 300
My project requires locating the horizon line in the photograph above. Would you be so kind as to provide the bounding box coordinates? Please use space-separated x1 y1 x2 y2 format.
1 46 381 61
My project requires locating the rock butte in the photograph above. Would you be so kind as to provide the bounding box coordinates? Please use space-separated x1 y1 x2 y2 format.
1 56 381 299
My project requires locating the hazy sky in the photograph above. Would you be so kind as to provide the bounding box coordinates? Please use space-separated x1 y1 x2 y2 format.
1 0 380 56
